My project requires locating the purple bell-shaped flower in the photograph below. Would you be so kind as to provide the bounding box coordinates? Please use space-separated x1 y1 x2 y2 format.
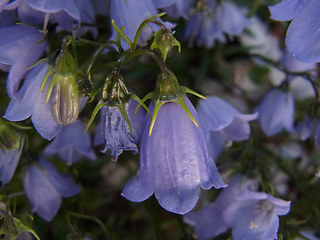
122 70 226 214
24 158 81 221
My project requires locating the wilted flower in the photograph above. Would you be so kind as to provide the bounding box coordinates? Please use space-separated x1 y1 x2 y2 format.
96 99 145 161
0 24 46 98
44 120 96 165
257 88 295 136
122 70 226 214
197 96 257 158
24 158 81 221
269 0 320 63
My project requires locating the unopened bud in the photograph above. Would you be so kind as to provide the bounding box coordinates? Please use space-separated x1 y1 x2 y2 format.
151 29 181 62
51 74 79 125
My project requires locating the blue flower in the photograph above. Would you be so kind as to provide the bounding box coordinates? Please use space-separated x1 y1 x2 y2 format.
0 24 46 98
44 120 96 165
0 140 23 186
109 0 174 50
4 62 63 140
223 191 291 240
197 96 257 158
184 175 291 240
269 0 320 63
257 88 295 136
122 97 226 214
1 0 95 33
24 158 81 221
184 175 258 240
95 99 145 161
296 115 313 141
164 0 192 19
184 0 249 47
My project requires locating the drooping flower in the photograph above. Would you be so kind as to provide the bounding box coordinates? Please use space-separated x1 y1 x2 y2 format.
4 62 63 140
296 115 313 141
109 0 174 50
163 0 193 19
223 191 291 240
184 175 258 240
122 77 226 214
96 99 145 161
44 120 96 165
257 88 295 136
91 69 146 161
197 96 257 158
24 158 81 221
0 124 23 185
0 24 47 98
269 0 320 63
184 0 249 47
184 175 291 240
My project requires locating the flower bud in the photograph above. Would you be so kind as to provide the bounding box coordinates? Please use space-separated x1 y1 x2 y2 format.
150 29 181 62
51 74 79 125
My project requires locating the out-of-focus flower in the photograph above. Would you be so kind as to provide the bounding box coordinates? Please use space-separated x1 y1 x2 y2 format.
296 115 313 141
184 0 249 47
0 128 23 185
197 96 257 158
0 24 46 98
184 175 257 240
257 88 295 136
163 0 193 19
184 175 291 240
24 158 81 221
301 231 320 240
224 191 291 240
122 97 226 214
44 120 96 165
4 62 63 140
269 0 320 63
109 0 174 50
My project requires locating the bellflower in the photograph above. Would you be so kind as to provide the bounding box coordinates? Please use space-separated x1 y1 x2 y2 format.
44 120 96 165
0 141 23 186
164 0 193 19
4 62 63 140
122 97 226 214
184 175 291 240
197 96 257 159
24 158 81 221
184 175 258 240
95 99 145 161
0 24 46 98
269 0 320 63
109 0 174 50
223 191 291 240
184 0 249 47
257 88 295 136
296 115 313 141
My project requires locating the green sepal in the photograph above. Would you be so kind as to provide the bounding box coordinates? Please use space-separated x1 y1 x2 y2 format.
130 94 151 116
26 58 47 70
132 12 166 50
133 92 153 115
40 66 53 93
111 20 132 49
45 73 59 103
176 97 199 128
118 104 133 136
150 29 181 61
149 101 164 136
84 102 106 133
180 86 207 99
